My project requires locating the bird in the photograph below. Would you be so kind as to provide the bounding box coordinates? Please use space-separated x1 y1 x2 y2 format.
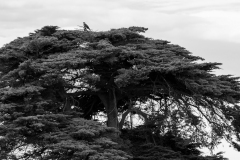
83 22 91 31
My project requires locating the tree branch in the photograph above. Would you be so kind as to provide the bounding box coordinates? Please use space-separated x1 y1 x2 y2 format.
119 107 149 130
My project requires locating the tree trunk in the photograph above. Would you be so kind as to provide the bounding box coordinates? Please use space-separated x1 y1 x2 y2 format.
98 88 119 129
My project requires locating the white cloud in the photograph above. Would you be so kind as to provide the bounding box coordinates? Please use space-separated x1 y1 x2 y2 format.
189 10 240 43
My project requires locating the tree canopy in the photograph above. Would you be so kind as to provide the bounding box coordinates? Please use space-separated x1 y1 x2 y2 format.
0 25 240 159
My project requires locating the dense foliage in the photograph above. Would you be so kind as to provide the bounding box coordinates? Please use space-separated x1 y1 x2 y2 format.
121 126 228 160
0 25 240 159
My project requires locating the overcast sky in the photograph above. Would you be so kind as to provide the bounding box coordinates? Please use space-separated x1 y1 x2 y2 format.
0 0 240 159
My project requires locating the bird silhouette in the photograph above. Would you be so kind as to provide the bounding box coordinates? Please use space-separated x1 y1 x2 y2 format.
83 22 91 31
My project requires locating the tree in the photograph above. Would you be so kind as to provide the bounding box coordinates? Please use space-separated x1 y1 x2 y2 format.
0 25 240 159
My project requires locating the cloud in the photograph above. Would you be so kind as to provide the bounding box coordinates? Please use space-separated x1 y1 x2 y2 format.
189 10 240 43
153 0 240 14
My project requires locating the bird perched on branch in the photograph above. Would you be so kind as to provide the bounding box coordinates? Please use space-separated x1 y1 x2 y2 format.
83 22 91 31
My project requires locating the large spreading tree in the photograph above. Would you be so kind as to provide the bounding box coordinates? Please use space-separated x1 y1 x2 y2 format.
0 25 240 159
